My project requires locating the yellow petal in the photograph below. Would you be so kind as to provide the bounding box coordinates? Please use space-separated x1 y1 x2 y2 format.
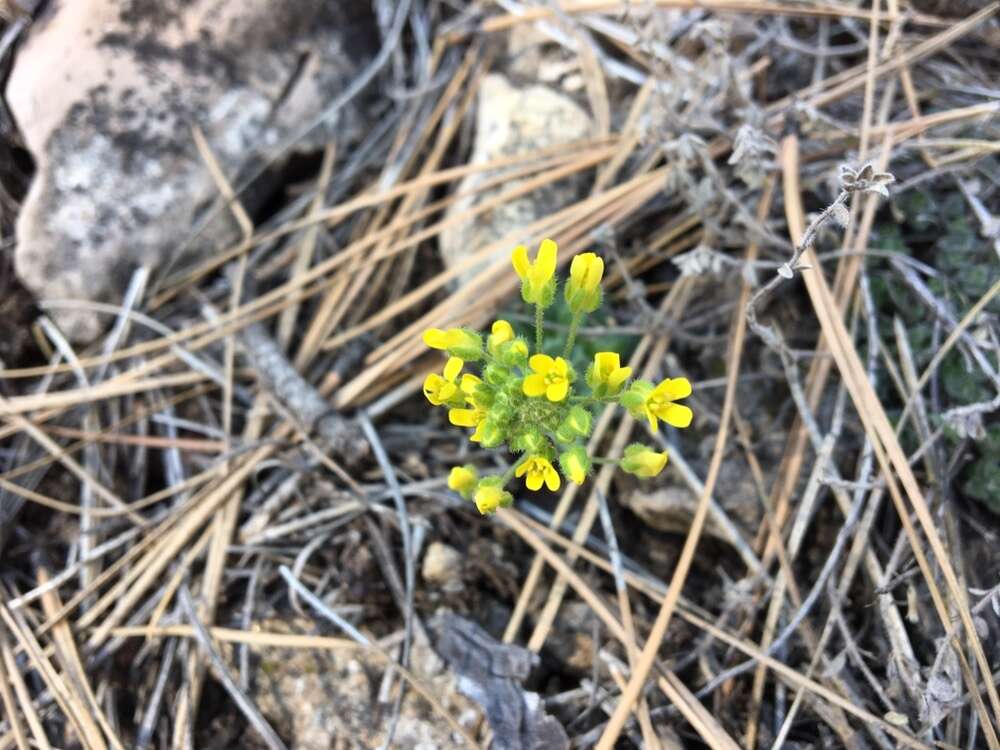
423 328 449 350
648 452 668 475
449 408 479 427
535 238 558 282
526 472 544 491
544 465 561 491
491 320 513 341
443 356 463 382
523 374 548 397
608 366 631 389
423 374 441 404
529 354 554 374
656 377 692 401
586 255 604 288
570 253 588 286
595 352 619 378
646 408 659 433
511 245 530 279
552 357 568 376
448 466 476 493
547 379 569 402
460 373 481 395
662 403 693 429
515 462 529 478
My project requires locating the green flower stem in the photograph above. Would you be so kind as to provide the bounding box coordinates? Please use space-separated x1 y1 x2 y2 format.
590 457 621 466
534 303 544 354
569 395 618 406
502 454 531 485
562 312 582 359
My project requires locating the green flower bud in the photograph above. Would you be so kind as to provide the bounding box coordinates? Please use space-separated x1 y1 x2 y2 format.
483 362 511 387
489 389 515 420
559 406 592 439
511 427 548 454
477 418 505 448
500 338 530 368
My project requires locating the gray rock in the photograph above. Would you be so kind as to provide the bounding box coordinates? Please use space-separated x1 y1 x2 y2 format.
9 0 375 340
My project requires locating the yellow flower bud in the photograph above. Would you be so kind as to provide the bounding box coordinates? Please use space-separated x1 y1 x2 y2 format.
587 352 632 395
487 319 514 356
474 478 513 514
448 465 478 499
422 328 483 360
621 444 669 478
559 447 590 485
565 252 604 313
511 239 557 306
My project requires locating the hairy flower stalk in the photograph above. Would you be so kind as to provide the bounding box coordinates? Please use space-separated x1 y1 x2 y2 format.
423 238 694 514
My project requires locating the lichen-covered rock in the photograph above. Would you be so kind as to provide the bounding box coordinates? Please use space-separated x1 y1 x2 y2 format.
249 618 478 749
9 0 375 340
439 74 591 282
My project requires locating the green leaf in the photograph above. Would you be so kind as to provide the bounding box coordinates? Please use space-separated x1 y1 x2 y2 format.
941 355 992 404
964 458 1000 514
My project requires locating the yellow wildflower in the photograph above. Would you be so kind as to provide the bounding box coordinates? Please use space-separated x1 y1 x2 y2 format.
515 455 561 491
623 378 693 433
511 239 557 305
448 465 478 499
621 444 668 478
566 252 604 313
423 357 464 406
522 354 571 402
587 352 632 394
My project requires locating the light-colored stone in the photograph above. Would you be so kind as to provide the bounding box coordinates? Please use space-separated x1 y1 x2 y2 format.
9 0 374 340
421 542 462 588
623 485 729 539
250 618 477 749
438 73 590 281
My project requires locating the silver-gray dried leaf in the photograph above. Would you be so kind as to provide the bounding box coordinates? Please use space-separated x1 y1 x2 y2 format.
436 615 569 750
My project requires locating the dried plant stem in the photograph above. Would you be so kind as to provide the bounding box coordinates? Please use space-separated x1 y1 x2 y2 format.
745 190 848 354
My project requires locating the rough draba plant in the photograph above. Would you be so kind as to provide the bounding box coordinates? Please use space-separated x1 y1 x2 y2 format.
423 239 694 514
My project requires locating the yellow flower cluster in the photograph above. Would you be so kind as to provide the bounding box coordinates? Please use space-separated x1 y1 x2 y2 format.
424 239 694 514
